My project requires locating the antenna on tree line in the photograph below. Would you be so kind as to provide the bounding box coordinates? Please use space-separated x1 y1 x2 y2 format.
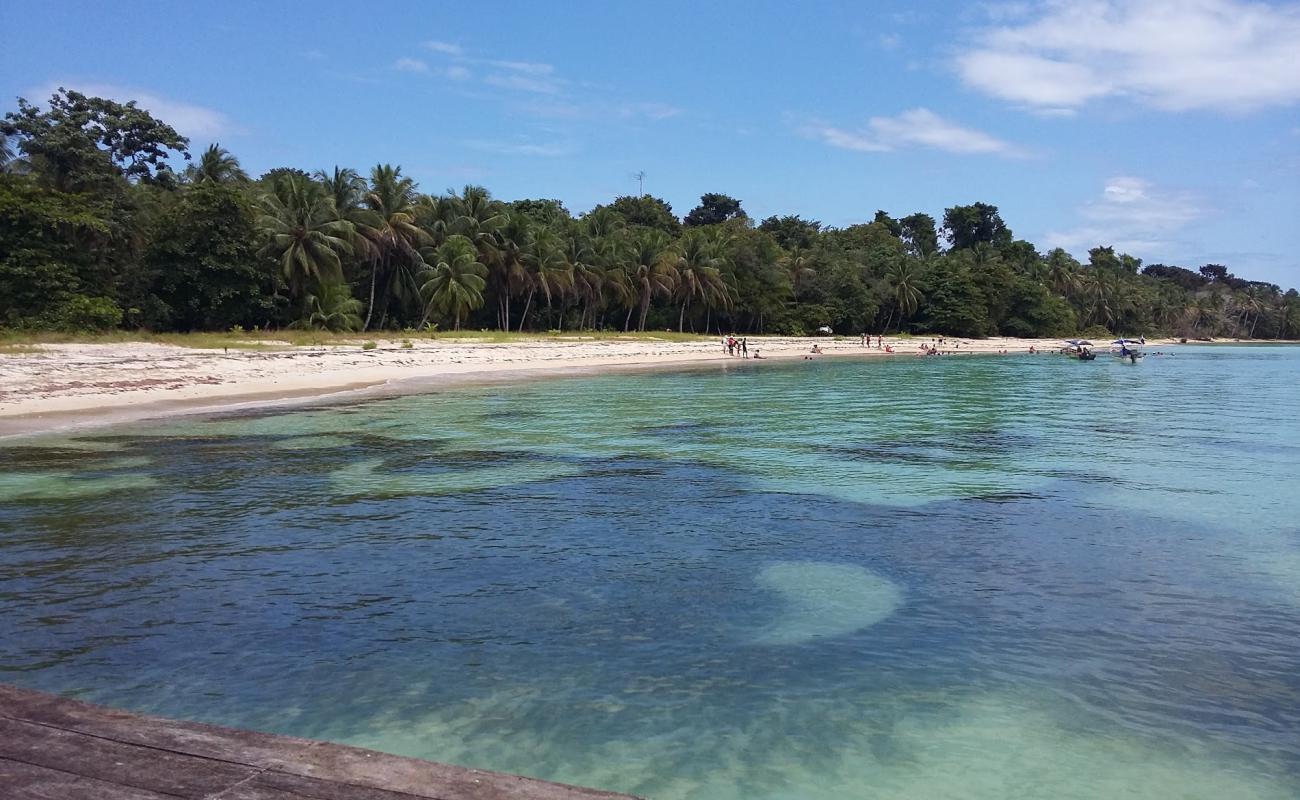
634 170 646 196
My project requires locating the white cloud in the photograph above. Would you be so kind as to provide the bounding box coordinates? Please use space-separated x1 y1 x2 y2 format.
463 139 574 157
484 72 563 94
957 0 1300 113
486 60 554 75
28 82 235 139
444 65 472 81
422 40 463 55
618 102 683 121
801 107 1024 156
1045 176 1205 254
393 57 430 73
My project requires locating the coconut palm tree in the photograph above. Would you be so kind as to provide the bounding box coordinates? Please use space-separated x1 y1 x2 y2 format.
675 229 727 332
781 247 816 299
444 186 508 326
362 164 428 329
627 229 679 332
187 144 247 184
293 282 364 331
419 235 488 329
516 226 573 331
561 224 600 330
1046 248 1081 297
316 166 380 276
257 175 353 303
884 260 923 332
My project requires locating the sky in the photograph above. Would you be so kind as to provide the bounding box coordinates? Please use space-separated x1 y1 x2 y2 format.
2 0 1298 287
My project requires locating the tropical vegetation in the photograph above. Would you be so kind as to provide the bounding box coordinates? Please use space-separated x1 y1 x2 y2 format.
3 89 1297 339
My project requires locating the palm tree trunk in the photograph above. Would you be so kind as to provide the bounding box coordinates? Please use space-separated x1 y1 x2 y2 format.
518 289 535 333
638 286 651 332
624 304 634 332
363 257 381 331
679 303 686 333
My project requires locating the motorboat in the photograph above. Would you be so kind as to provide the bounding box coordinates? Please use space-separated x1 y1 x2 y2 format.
1062 339 1097 360
1110 339 1144 363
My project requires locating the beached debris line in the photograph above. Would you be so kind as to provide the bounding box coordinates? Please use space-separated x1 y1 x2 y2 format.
0 683 639 800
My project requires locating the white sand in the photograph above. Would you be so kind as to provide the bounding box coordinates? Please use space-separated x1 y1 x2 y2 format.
0 335 1133 436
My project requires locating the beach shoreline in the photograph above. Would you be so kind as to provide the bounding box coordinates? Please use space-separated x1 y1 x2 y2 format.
0 335 1172 438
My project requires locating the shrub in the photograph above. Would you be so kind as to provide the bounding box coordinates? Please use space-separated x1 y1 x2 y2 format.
48 296 123 332
362 340 377 350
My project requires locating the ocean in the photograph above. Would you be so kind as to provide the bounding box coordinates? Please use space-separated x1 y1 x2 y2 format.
2 345 1298 799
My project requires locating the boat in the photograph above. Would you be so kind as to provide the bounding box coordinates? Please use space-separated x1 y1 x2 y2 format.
1110 339 1145 363
1062 339 1097 360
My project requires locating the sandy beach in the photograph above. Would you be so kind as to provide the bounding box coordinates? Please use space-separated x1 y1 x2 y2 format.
0 334 1145 436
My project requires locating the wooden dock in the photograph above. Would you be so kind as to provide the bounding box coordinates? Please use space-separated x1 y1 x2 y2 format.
0 684 640 800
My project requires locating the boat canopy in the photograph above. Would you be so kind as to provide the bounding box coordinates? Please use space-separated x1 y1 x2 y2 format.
1064 339 1093 346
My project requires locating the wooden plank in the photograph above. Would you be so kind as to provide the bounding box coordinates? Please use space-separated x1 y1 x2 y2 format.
220 769 435 800
0 686 642 800
270 743 634 800
0 756 182 800
0 716 258 798
0 684 321 769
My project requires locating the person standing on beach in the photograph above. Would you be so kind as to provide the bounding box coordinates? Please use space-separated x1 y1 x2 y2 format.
861 332 867 347
741 338 749 358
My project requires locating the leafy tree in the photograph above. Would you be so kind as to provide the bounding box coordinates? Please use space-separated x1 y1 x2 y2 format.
600 194 679 234
899 212 938 257
942 202 1012 251
143 181 276 330
758 215 820 250
684 193 747 227
0 173 111 326
512 198 570 227
1 88 189 191
872 210 903 237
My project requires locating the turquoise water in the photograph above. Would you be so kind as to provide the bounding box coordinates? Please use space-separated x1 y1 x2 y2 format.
2 346 1299 798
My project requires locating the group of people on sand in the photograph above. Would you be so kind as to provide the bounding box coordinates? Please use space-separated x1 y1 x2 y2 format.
722 335 762 359
859 333 886 348
920 337 962 356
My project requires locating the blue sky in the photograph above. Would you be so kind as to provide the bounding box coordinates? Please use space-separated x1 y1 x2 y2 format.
3 0 1298 287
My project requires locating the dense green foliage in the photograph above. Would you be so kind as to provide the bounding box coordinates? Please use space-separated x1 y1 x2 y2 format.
3 90 1297 338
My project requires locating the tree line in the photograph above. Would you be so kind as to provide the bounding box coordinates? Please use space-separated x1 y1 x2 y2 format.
2 89 1297 339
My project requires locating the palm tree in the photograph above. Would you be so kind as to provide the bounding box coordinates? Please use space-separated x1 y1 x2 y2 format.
627 229 679 332
561 225 600 330
492 211 532 330
884 261 923 332
187 143 247 184
675 229 727 332
1045 248 1081 298
363 164 428 329
419 235 488 329
316 166 380 281
257 175 353 302
293 282 364 331
781 247 816 299
517 226 573 331
447 186 509 326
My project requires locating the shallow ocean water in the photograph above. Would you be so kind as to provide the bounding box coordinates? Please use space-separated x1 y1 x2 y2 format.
2 345 1299 798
